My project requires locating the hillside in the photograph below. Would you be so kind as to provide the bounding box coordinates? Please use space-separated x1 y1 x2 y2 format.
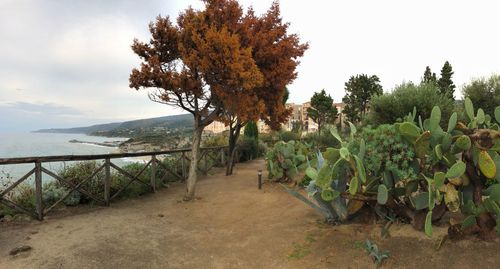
34 114 193 137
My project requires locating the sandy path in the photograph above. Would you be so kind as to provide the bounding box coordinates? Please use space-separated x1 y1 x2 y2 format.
1 159 499 269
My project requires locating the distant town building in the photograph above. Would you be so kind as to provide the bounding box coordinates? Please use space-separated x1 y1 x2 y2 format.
204 121 228 134
283 101 345 133
203 101 345 135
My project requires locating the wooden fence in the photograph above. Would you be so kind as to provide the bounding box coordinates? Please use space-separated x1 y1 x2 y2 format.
0 146 227 220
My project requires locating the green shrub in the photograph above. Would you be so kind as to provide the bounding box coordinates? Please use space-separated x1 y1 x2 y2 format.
10 184 36 212
462 74 500 117
369 82 454 125
244 121 259 139
301 126 340 149
110 163 152 199
59 161 105 203
279 130 301 142
202 134 228 147
260 132 278 146
43 181 80 207
357 124 417 180
237 137 263 162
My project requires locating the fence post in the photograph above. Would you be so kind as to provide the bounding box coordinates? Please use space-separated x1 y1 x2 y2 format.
151 155 157 193
181 152 186 180
34 161 43 220
104 158 111 206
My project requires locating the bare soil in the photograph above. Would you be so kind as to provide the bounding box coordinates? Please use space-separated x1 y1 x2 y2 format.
1 159 498 269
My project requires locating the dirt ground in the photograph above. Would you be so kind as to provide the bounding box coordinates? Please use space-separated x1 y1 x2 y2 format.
1 159 499 269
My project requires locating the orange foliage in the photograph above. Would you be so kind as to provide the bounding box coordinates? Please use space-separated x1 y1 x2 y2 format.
129 0 307 128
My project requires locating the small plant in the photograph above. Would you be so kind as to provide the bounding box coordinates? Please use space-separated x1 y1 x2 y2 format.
363 239 390 269
287 242 311 260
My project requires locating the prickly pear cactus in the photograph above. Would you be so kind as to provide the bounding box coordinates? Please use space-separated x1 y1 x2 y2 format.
265 140 310 182
274 99 500 239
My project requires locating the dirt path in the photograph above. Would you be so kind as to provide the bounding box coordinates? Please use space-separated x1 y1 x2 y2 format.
1 159 499 269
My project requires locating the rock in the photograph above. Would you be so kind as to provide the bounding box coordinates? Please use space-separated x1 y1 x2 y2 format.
9 245 32 256
158 214 164 218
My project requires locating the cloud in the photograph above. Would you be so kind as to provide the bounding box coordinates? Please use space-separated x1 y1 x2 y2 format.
3 102 83 116
1 0 499 132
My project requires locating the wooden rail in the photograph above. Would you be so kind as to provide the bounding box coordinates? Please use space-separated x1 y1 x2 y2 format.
0 146 228 220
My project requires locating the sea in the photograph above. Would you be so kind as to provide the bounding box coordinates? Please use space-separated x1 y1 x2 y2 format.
0 132 138 182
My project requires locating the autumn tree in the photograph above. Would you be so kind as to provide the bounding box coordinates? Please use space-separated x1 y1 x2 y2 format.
307 89 337 136
342 74 383 123
422 66 437 84
223 4 307 175
129 0 265 200
438 61 456 99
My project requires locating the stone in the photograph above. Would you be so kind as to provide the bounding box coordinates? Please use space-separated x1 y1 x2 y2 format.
9 245 32 256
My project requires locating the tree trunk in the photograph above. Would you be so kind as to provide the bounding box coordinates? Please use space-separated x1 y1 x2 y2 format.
184 125 203 201
226 123 242 176
464 151 496 239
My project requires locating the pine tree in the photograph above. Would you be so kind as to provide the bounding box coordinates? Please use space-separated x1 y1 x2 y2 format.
342 74 383 123
438 61 456 99
307 89 338 135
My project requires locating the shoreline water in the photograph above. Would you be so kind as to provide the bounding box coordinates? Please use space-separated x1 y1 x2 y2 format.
0 133 131 179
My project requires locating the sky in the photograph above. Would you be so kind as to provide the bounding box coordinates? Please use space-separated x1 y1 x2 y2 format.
1 0 499 132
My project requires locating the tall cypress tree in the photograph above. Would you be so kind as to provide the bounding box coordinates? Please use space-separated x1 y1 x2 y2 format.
438 61 456 99
422 66 437 84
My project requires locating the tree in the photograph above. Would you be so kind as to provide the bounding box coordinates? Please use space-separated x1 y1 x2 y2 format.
462 74 500 117
243 121 258 139
422 66 437 84
129 0 265 200
223 3 307 176
307 89 337 136
342 74 383 123
369 82 455 125
438 61 456 99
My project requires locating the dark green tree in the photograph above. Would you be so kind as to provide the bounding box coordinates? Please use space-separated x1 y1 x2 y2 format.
342 74 383 123
243 121 258 139
438 61 456 99
369 82 455 125
422 66 437 84
307 89 338 135
283 87 289 105
462 74 500 117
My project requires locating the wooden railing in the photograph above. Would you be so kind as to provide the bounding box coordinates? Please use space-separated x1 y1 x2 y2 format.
0 146 227 220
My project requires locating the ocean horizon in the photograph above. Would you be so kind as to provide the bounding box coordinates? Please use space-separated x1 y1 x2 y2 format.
0 132 131 179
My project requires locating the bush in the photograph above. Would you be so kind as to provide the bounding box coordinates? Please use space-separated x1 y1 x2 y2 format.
202 134 228 147
369 82 455 125
43 181 80 207
301 126 340 149
237 137 265 162
260 132 278 146
59 161 105 203
10 184 36 212
111 163 152 199
462 74 500 117
279 131 301 142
